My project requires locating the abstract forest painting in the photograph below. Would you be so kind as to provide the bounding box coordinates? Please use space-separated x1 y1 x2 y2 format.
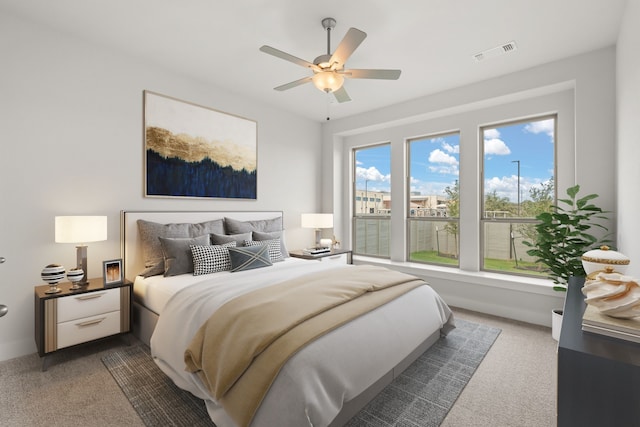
144 91 257 199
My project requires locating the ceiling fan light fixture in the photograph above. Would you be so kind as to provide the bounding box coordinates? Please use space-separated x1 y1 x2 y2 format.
312 71 344 93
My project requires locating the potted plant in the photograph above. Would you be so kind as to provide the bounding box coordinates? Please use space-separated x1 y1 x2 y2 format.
522 185 610 339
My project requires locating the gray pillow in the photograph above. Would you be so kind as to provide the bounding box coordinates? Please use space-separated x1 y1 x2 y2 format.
211 232 252 246
159 234 210 277
244 238 283 262
190 219 226 236
137 219 224 277
224 217 282 234
228 244 272 272
252 230 289 259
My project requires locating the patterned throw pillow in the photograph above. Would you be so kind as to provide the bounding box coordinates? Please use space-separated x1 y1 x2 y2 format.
244 238 283 262
228 244 272 272
190 242 236 275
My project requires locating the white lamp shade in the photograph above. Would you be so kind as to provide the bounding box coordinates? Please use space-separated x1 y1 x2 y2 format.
301 213 334 229
55 216 108 243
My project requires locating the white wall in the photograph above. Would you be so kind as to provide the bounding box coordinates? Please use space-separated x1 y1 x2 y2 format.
616 0 640 266
0 12 321 361
322 47 617 327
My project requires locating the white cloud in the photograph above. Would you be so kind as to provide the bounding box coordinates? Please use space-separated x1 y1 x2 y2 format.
525 119 554 139
484 175 547 203
441 141 459 154
484 128 500 139
429 165 459 175
484 138 511 155
429 149 458 165
427 148 459 176
410 179 453 196
355 166 389 183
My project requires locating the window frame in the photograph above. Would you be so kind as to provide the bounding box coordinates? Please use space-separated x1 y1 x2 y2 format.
351 142 392 259
479 114 558 277
406 131 461 267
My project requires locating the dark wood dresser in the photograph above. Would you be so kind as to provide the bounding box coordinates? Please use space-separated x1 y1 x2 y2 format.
557 278 640 426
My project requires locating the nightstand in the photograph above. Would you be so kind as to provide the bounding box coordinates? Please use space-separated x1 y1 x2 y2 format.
289 248 352 264
34 277 132 371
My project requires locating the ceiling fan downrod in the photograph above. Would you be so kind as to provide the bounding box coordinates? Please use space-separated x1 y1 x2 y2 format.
321 17 336 56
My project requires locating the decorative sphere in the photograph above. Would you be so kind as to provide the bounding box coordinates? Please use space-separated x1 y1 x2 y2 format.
67 268 84 283
41 264 66 285
320 238 333 248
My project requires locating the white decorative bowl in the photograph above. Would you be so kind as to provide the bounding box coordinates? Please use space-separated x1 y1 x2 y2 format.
581 246 630 278
67 268 84 282
41 264 65 294
41 264 65 284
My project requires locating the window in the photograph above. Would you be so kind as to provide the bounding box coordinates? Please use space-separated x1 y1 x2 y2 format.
353 144 391 257
407 133 460 266
481 115 556 276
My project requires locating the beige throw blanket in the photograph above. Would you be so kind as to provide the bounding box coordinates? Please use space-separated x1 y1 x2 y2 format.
184 265 426 427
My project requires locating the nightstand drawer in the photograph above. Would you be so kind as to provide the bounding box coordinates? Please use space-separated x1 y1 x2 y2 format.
57 288 120 323
318 253 348 264
57 310 121 349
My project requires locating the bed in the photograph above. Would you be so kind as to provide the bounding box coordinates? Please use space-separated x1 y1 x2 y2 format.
121 210 454 427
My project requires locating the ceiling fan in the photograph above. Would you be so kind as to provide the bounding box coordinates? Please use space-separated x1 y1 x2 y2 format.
259 17 401 103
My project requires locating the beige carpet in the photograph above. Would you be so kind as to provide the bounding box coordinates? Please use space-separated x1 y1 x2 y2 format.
0 308 557 426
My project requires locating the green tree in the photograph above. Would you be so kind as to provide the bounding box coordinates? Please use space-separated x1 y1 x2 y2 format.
484 190 514 216
443 180 459 257
518 178 555 250
523 177 554 218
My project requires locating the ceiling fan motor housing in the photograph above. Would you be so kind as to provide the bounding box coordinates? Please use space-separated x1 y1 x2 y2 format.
321 17 336 31
314 54 333 69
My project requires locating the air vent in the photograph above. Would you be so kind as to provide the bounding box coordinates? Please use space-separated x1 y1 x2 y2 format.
473 41 517 62
501 41 517 52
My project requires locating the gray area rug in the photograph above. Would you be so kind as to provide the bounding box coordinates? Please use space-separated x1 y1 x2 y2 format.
102 319 500 427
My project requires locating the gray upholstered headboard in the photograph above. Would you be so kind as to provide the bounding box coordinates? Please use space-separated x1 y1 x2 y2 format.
120 210 283 281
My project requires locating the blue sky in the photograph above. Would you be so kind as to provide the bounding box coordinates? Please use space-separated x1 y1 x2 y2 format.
354 117 555 202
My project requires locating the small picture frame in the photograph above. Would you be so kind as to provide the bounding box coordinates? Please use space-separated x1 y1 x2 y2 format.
103 258 123 286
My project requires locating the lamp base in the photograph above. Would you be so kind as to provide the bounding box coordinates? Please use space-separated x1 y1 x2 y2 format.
76 245 89 285
44 285 61 294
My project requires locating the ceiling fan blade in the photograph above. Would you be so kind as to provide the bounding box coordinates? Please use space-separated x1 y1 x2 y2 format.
259 45 320 71
329 28 366 68
333 86 351 103
274 76 313 91
343 69 402 80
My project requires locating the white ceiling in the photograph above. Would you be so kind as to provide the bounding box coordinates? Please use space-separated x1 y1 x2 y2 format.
1 0 627 122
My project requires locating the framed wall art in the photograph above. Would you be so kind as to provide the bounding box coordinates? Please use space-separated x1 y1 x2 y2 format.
103 258 123 286
144 91 257 199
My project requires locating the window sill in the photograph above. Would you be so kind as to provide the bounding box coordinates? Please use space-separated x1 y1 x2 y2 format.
352 255 559 297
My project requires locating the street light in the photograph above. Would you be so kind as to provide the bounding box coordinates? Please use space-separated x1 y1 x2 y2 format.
365 179 369 214
512 160 520 216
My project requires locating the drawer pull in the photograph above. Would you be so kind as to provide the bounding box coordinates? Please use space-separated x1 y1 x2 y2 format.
76 317 106 327
75 293 105 301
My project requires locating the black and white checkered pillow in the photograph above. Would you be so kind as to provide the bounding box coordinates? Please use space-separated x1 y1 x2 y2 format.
190 241 236 275
244 238 283 262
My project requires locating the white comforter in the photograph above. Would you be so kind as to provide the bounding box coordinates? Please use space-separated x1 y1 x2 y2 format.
150 259 453 427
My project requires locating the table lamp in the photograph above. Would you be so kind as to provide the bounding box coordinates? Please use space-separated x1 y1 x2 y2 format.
301 213 333 248
55 216 107 287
